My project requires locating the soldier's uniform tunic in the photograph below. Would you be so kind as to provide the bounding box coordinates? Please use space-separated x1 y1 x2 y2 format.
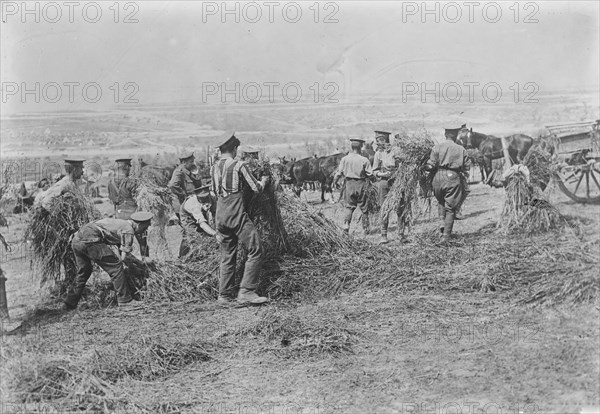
210 155 264 298
168 165 203 213
65 218 148 307
336 152 373 229
108 175 138 219
428 139 468 237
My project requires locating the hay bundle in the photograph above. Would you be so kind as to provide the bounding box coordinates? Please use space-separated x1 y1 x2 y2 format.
366 180 381 228
380 128 435 228
277 192 351 256
523 137 556 190
135 180 173 258
243 161 290 253
24 194 99 294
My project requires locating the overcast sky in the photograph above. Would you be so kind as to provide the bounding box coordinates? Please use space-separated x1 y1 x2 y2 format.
1 1 598 111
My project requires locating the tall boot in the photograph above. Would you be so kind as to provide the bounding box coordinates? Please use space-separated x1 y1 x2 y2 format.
362 213 370 235
443 211 455 242
455 184 469 220
437 204 446 236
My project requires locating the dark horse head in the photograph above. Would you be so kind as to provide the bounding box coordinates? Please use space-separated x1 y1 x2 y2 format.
458 127 492 151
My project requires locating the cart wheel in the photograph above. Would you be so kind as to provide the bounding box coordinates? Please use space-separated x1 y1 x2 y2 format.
554 160 600 204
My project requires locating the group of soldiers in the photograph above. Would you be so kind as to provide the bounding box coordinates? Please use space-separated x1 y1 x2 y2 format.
334 127 468 244
32 127 466 311
30 133 270 310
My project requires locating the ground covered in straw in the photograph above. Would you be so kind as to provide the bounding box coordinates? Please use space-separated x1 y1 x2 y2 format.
1 182 599 413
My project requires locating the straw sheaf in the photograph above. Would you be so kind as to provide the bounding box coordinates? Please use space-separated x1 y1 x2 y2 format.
380 128 435 227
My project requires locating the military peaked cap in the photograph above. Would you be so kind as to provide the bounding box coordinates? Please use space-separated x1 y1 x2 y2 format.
350 138 365 144
218 132 241 152
116 158 132 166
64 159 85 166
375 131 392 143
179 151 195 161
130 211 153 223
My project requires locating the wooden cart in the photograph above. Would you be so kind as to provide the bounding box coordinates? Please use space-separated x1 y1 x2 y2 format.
545 120 600 204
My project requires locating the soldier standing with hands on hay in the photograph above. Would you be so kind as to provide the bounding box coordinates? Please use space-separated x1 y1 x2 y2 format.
178 184 218 258
424 127 468 243
211 133 269 306
108 158 139 220
372 131 409 244
333 138 374 234
63 211 153 310
168 151 204 222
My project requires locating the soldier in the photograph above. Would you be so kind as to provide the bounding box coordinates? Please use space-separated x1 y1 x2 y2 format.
63 211 153 310
333 138 373 234
107 158 138 220
179 184 218 258
211 133 269 306
34 159 84 211
372 131 409 244
168 151 203 218
239 146 261 162
454 124 471 220
33 178 51 206
425 127 468 243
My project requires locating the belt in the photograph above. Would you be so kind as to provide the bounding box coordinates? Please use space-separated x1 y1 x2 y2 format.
438 166 461 173
218 190 242 198
345 177 365 181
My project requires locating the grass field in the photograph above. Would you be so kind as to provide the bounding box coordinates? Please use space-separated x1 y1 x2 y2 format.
0 177 598 413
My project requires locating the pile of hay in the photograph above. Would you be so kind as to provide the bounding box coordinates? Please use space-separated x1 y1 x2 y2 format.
143 184 354 302
380 128 435 229
24 194 99 294
8 338 210 412
144 234 220 302
500 138 564 234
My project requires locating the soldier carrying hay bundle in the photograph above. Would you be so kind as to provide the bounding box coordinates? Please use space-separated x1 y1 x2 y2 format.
26 159 99 296
211 133 270 306
34 159 85 211
378 129 435 242
372 131 409 245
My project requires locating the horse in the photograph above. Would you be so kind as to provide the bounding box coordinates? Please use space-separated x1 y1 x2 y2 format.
458 128 534 184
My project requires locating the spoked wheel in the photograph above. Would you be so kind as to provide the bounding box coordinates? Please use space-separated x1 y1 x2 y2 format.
555 160 600 204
